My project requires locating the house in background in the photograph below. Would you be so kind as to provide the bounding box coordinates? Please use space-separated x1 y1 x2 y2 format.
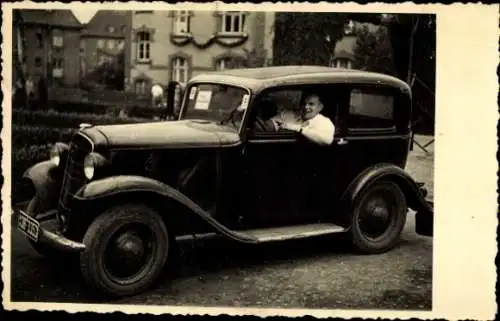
13 10 26 88
80 10 132 90
17 9 82 86
330 20 379 69
129 10 275 95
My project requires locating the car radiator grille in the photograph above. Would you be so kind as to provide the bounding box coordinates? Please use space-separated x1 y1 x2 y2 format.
57 133 93 228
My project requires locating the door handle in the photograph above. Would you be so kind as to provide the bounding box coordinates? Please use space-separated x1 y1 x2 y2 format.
337 138 348 146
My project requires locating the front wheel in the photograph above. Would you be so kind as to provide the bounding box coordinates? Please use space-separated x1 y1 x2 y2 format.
350 181 407 254
80 204 170 298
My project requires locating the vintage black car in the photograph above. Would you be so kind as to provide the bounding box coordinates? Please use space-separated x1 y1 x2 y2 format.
13 66 434 298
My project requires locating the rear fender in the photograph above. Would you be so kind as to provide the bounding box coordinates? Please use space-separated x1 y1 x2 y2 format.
341 163 433 229
22 160 62 211
72 175 257 243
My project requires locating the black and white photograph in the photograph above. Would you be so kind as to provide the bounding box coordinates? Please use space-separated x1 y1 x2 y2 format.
1 2 497 320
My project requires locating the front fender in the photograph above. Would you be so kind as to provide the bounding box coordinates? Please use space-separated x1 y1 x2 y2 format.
22 160 62 211
73 175 257 243
341 163 433 218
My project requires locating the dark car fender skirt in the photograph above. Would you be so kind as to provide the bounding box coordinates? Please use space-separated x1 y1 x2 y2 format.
22 160 62 212
341 163 434 235
72 175 259 244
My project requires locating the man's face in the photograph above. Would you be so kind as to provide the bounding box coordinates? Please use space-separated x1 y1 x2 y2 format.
301 95 323 120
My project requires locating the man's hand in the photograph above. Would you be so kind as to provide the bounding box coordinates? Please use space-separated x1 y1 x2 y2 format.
279 122 301 132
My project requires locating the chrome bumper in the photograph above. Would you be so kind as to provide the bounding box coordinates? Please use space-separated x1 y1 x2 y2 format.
12 209 86 253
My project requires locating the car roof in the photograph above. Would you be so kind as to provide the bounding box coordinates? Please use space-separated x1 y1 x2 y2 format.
188 65 411 95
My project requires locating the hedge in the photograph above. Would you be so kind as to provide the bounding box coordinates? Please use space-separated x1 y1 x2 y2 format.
12 144 52 204
13 109 153 129
13 125 75 147
42 100 165 118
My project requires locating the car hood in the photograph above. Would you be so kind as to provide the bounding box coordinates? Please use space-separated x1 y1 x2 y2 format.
79 119 241 150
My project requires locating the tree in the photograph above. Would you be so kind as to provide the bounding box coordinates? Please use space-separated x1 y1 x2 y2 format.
273 12 348 66
352 25 396 76
242 45 268 68
81 51 125 91
347 13 436 134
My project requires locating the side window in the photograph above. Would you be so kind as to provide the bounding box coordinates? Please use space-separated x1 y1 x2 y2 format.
248 88 302 137
347 89 395 130
262 89 302 113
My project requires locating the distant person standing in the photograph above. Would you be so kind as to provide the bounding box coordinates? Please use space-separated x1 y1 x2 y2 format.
13 78 27 109
151 84 165 108
25 75 34 109
37 77 48 110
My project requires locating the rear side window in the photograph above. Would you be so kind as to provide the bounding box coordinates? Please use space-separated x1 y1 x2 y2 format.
347 89 395 129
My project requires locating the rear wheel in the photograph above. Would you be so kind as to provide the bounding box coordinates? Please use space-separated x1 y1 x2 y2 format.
350 181 407 254
80 204 170 298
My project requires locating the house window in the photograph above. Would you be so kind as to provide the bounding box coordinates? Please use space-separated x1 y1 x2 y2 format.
52 58 64 78
34 57 43 67
107 25 115 33
97 39 105 49
52 29 64 47
221 12 245 34
107 39 115 50
344 20 355 35
117 39 125 50
173 10 190 35
348 89 395 129
215 58 230 70
137 31 151 62
135 79 148 95
36 31 43 48
171 57 189 84
215 57 243 70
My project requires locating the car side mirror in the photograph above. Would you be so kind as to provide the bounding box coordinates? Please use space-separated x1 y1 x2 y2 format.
165 81 184 120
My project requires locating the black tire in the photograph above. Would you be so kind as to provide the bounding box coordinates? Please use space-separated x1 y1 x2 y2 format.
80 204 170 298
24 196 62 258
350 181 407 254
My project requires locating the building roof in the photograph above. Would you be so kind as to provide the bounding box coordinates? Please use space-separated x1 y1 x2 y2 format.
19 9 82 28
81 10 130 37
189 65 410 94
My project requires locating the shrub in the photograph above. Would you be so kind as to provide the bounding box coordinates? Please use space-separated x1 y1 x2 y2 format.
12 125 75 147
47 100 110 115
13 144 52 165
13 109 151 129
12 144 53 204
127 105 166 119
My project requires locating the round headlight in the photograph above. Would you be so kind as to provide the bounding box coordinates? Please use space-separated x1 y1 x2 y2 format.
83 155 95 180
49 142 69 167
50 148 60 166
83 152 109 180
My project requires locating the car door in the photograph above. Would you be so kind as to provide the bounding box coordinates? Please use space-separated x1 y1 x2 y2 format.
240 89 308 229
335 85 410 190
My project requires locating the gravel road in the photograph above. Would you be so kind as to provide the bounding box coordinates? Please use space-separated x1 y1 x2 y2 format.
8 139 434 310
9 214 432 310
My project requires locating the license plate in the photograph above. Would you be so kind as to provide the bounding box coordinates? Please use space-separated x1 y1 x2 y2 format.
17 211 40 242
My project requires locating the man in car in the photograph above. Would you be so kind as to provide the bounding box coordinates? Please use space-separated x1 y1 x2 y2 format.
275 93 335 146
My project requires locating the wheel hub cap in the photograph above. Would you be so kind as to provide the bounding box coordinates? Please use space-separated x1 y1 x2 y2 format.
115 233 145 263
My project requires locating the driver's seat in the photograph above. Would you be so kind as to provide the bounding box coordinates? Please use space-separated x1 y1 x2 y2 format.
253 99 279 132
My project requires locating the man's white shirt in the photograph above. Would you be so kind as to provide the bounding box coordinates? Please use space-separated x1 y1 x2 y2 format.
271 110 335 145
301 113 335 145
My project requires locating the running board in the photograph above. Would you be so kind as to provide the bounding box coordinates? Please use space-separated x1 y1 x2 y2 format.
176 223 346 243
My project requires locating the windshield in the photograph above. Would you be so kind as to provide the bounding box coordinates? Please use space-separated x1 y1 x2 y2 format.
181 83 250 130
